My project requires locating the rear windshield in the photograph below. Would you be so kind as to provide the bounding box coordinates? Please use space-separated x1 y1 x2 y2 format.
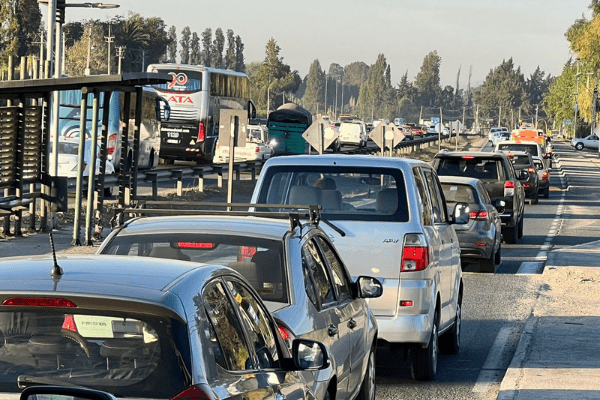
103 235 288 303
435 157 500 180
0 310 187 397
255 166 409 222
497 143 539 156
509 155 532 168
441 183 478 205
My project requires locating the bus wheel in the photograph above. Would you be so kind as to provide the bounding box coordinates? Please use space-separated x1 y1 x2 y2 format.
148 151 155 169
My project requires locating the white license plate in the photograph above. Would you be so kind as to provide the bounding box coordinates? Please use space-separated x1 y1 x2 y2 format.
166 139 179 144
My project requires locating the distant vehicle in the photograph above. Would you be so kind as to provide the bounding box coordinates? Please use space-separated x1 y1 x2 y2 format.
495 140 550 168
491 130 511 146
338 121 368 147
267 103 313 155
439 176 502 272
213 124 273 163
394 117 407 127
571 134 599 151
0 255 330 400
506 151 539 205
148 63 254 164
532 155 550 199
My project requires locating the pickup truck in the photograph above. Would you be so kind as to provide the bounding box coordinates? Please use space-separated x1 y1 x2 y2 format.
213 124 274 164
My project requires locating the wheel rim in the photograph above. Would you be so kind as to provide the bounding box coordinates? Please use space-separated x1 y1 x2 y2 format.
367 351 376 400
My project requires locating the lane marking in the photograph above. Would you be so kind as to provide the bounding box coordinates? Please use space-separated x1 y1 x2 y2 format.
473 326 520 394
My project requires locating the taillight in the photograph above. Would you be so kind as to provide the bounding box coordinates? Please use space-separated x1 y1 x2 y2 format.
239 246 257 262
197 122 205 142
277 324 294 350
62 315 77 332
170 386 211 400
401 234 429 272
528 167 535 174
255 146 260 153
469 211 488 221
542 171 549 180
2 297 77 307
505 181 515 189
108 134 117 155
523 184 530 188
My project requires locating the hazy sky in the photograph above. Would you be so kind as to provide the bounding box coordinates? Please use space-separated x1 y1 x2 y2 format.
43 0 593 87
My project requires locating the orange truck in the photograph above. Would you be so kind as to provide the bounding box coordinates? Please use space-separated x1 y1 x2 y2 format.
511 128 553 165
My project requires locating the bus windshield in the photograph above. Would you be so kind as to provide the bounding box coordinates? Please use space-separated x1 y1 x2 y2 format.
151 70 203 93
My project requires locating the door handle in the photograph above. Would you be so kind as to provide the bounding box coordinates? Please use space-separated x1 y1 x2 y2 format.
328 325 338 337
348 319 357 329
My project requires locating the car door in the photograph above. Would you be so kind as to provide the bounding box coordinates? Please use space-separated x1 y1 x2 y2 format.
315 234 368 396
590 135 599 149
302 238 352 400
203 279 307 400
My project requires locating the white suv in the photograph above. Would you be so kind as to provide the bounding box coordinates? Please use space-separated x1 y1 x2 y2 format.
251 154 469 380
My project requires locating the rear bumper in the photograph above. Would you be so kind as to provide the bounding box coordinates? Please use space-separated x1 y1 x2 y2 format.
376 313 432 345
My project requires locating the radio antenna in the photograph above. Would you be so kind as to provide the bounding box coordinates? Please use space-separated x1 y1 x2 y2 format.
49 232 63 278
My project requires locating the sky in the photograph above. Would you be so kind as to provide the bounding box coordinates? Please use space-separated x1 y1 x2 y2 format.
42 0 594 87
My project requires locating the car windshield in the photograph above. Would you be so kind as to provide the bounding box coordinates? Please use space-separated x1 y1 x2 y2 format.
497 143 539 156
436 157 499 180
103 234 288 303
255 166 409 222
0 310 187 397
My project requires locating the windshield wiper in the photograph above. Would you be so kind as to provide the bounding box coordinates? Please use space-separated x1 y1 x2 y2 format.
18 375 83 389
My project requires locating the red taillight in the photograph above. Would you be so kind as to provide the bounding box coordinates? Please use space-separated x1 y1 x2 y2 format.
255 146 260 153
177 242 214 249
523 184 530 188
277 324 294 350
400 300 413 307
542 171 549 180
197 122 205 143
239 246 257 262
528 167 535 174
402 247 429 272
505 181 515 189
462 155 475 159
62 315 77 332
507 153 514 159
108 134 117 155
2 297 77 307
469 211 488 221
170 386 211 400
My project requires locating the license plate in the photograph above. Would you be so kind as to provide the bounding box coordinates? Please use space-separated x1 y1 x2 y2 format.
166 139 179 144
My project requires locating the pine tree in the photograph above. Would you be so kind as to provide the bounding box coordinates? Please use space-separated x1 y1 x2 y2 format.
167 25 177 63
190 32 200 65
225 29 236 70
234 35 245 72
179 26 191 64
201 28 212 67
304 59 324 113
211 27 224 69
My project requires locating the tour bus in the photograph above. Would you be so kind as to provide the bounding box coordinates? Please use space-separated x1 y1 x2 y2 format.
58 87 168 170
147 63 255 164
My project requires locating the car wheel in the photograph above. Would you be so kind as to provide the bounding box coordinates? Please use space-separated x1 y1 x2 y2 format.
440 298 461 354
494 241 502 265
530 192 538 205
357 345 376 400
543 187 550 199
503 224 518 244
411 309 439 380
575 142 584 150
479 250 496 273
518 216 524 239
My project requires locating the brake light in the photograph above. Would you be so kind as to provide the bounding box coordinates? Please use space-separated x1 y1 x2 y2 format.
3 297 77 307
170 386 211 400
62 315 77 332
507 153 514 159
239 246 257 261
197 122 205 143
255 146 260 153
528 167 535 174
177 242 214 249
277 324 294 350
401 234 429 272
461 155 475 159
469 211 488 221
505 181 515 189
523 184 530 188
108 134 117 155
542 171 549 180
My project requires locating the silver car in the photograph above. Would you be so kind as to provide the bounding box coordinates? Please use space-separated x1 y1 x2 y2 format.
439 176 502 273
532 155 550 198
0 255 330 400
99 212 383 400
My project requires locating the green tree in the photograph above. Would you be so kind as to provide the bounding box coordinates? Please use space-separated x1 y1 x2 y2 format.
0 0 41 65
64 22 108 76
358 54 394 119
179 26 191 64
414 50 442 107
201 28 212 66
234 35 245 72
190 32 200 65
304 59 324 113
211 27 224 68
544 60 578 135
224 29 236 70
166 25 177 62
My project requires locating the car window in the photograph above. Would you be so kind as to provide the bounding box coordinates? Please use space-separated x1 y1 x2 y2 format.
316 236 352 301
302 239 336 308
441 183 477 205
256 166 409 222
413 167 433 226
477 181 492 204
203 281 253 371
423 170 447 223
225 279 280 369
435 157 499 180
497 143 539 156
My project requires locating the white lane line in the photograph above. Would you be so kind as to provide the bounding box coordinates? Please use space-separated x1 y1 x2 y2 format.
517 262 544 274
473 326 520 394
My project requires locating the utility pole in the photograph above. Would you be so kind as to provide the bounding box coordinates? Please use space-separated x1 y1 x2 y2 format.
116 46 126 74
335 79 338 121
535 104 539 129
105 22 115 74
324 74 328 117
574 59 580 138
498 105 502 126
419 106 423 124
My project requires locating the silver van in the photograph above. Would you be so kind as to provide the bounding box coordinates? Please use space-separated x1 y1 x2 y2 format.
251 154 469 380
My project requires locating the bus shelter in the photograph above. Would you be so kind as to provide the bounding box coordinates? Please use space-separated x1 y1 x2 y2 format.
0 72 171 245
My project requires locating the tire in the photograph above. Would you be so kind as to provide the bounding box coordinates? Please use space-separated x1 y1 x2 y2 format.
440 297 461 354
543 187 550 199
411 309 439 381
357 346 376 400
575 142 584 150
503 224 518 244
530 191 538 205
494 241 502 265
479 250 495 273
148 150 155 170
518 216 524 239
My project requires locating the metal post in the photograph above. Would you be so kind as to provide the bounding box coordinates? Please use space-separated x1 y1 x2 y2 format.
132 86 142 200
106 22 114 75
535 104 539 129
227 116 239 208
46 0 56 77
319 123 324 155
85 91 100 245
324 74 327 117
72 89 89 245
439 107 442 152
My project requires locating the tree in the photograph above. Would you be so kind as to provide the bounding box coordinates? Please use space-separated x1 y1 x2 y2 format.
234 35 245 72
64 21 108 76
544 60 578 135
201 28 212 67
166 25 177 63
211 27 224 68
414 50 442 107
179 26 191 64
358 54 395 119
190 32 200 65
304 59 324 113
0 0 42 65
224 29 236 70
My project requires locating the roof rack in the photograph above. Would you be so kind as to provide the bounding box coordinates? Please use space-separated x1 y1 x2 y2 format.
111 201 323 233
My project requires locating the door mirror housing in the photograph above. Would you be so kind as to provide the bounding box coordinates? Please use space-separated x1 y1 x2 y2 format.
451 202 470 224
354 276 383 298
519 170 529 180
494 199 506 213
156 97 170 121
290 339 330 370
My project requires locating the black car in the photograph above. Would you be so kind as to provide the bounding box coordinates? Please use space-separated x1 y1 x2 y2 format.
506 151 539 204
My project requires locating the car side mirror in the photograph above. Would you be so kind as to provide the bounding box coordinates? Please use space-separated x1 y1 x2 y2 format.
519 170 529 179
494 200 506 214
156 97 170 121
355 276 383 298
291 339 330 370
451 202 470 224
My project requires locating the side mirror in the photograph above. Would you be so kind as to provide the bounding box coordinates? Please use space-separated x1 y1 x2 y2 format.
156 97 170 121
451 202 470 224
519 170 529 180
248 100 257 120
291 339 330 370
355 276 383 298
21 386 117 400
494 200 506 214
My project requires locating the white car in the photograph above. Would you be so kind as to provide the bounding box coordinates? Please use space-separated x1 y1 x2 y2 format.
571 134 599 150
213 124 274 163
50 138 116 196
491 130 511 146
338 121 368 147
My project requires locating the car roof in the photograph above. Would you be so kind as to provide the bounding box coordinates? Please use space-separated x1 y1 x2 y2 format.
118 214 295 240
434 150 506 159
0 255 228 319
262 154 430 169
438 175 482 187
